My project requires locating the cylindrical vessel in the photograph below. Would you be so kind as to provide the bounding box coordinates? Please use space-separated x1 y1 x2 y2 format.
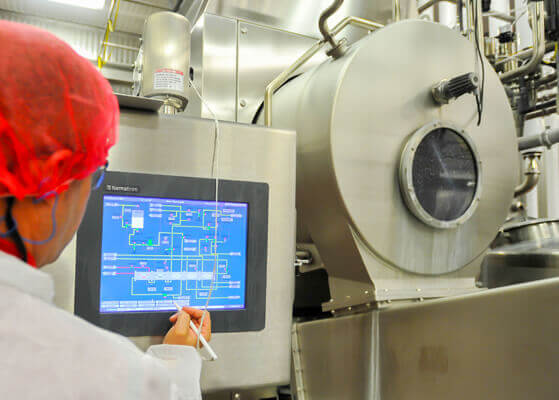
141 12 191 111
259 20 519 277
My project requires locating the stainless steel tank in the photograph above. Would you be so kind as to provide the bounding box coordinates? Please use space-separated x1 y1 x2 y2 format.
140 12 191 113
260 20 520 308
481 218 559 288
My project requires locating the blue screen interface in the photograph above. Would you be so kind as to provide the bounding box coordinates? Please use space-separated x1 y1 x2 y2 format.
99 195 248 314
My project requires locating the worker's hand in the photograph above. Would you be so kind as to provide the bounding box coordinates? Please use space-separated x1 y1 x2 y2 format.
163 307 212 347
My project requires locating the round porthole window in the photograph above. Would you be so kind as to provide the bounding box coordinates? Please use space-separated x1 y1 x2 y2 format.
399 122 482 229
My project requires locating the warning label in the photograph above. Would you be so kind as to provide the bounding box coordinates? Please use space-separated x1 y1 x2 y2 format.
153 68 185 92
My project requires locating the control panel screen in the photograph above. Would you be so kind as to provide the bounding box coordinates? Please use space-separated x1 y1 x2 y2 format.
99 195 248 313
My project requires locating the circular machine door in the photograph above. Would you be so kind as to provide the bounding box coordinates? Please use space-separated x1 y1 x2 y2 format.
399 121 482 230
288 20 519 275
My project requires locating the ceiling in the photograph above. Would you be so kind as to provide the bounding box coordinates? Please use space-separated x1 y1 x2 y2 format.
0 0 181 34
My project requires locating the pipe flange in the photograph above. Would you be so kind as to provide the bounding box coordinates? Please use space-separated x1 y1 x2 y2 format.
326 37 348 59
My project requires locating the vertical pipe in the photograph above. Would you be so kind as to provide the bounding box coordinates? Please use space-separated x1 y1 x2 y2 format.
466 0 475 40
394 0 402 21
457 0 464 32
500 2 545 82
465 0 484 44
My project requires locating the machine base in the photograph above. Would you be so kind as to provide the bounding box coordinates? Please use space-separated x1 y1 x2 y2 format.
292 278 559 400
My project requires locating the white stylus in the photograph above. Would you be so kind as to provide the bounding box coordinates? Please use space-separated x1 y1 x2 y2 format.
173 302 218 361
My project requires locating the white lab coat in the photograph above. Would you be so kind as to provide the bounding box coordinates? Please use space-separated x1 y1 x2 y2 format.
0 251 202 400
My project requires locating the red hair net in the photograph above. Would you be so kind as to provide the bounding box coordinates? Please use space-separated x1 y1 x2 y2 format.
0 20 119 199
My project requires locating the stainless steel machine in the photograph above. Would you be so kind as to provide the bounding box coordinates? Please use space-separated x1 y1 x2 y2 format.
262 18 518 309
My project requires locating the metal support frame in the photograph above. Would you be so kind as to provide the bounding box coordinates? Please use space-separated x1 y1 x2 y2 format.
263 16 383 126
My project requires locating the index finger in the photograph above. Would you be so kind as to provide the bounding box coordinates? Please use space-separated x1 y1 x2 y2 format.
181 306 206 319
175 310 190 336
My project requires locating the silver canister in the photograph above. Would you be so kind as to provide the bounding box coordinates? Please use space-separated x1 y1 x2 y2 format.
140 11 191 113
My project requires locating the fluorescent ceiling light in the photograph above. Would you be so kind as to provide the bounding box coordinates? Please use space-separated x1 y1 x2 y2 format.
48 0 106 9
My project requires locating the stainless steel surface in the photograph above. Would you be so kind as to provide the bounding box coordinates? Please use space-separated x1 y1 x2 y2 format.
45 110 296 392
140 11 191 110
177 0 209 30
483 217 559 287
485 238 559 265
318 0 348 59
202 0 417 40
398 121 483 229
291 324 306 400
500 2 545 83
237 20 327 124
116 93 163 111
188 13 382 124
514 151 542 197
264 16 383 127
481 261 559 287
264 20 517 306
293 312 381 400
518 126 559 150
263 42 325 128
187 14 237 121
417 0 456 14
294 278 559 399
203 387 280 400
493 217 559 246
514 171 540 197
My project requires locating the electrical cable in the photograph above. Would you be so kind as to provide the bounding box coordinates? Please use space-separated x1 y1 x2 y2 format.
20 195 59 245
188 78 219 359
0 198 28 263
0 195 59 245
474 6 485 125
